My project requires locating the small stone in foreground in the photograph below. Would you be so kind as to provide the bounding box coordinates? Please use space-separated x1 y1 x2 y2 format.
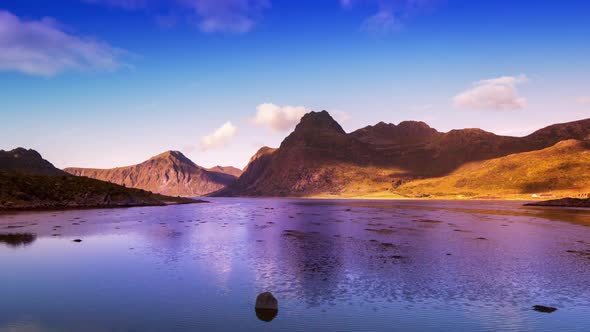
72 239 83 243
255 292 278 322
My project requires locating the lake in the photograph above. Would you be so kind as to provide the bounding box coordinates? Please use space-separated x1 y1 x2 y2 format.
1 198 589 331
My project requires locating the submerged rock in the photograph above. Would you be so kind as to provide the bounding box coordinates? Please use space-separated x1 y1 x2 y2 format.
255 292 278 322
533 305 557 313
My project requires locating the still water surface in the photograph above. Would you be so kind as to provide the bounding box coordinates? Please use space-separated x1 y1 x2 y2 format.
1 198 589 331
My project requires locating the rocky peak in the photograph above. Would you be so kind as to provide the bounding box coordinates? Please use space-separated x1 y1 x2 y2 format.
250 146 277 161
351 120 439 145
150 150 197 168
293 110 346 135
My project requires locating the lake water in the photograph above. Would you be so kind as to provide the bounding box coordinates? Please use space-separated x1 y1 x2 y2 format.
1 198 590 332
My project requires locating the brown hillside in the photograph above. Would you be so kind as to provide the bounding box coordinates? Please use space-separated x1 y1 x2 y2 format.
66 151 237 197
396 139 590 198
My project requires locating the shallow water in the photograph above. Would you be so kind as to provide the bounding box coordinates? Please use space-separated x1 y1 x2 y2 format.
1 198 589 332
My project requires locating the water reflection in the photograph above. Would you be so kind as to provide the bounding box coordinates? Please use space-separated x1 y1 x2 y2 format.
0 233 36 247
0 199 589 331
255 308 278 322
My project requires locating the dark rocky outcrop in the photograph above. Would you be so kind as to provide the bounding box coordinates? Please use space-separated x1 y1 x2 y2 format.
0 148 66 176
525 197 590 208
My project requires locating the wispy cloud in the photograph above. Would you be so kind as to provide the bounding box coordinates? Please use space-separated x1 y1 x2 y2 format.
84 0 270 33
453 75 529 111
0 10 127 76
200 121 238 150
361 10 401 34
253 103 310 132
83 0 151 10
342 0 440 35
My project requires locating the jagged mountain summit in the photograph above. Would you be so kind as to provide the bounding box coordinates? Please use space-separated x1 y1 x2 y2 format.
65 151 238 197
218 111 590 198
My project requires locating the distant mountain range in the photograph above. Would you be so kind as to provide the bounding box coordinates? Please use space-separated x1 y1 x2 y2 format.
218 111 590 199
0 148 198 210
5 111 590 204
65 151 241 197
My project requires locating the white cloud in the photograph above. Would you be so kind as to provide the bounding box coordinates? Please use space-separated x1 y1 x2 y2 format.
200 122 238 150
0 10 126 76
253 103 310 132
84 0 270 33
577 96 590 105
453 75 529 111
333 111 351 123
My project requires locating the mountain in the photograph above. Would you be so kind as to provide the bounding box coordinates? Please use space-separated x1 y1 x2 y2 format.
0 148 67 176
0 148 198 210
213 146 276 196
218 111 590 198
396 139 590 198
207 166 242 177
65 151 237 197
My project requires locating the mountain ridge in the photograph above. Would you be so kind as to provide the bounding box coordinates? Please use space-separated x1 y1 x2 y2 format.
217 111 590 198
65 150 238 197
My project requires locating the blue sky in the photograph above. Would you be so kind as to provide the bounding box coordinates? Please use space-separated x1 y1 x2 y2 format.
1 0 589 169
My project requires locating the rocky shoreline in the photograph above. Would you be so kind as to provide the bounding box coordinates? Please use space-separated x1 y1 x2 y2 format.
0 198 205 212
525 197 590 208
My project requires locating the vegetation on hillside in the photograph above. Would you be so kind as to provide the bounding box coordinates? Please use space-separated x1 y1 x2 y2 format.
395 140 590 199
0 171 197 210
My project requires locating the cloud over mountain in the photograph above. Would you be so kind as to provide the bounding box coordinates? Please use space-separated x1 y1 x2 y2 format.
253 103 310 132
453 75 529 111
201 121 238 150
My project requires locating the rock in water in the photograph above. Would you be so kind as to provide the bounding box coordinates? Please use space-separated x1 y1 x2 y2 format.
255 292 278 310
533 305 557 313
255 292 278 322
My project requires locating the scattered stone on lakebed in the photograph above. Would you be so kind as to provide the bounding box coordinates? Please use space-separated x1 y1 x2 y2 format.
72 239 83 243
255 292 278 322
533 305 557 313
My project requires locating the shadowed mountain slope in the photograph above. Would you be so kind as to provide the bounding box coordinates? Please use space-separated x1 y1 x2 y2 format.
0 148 66 176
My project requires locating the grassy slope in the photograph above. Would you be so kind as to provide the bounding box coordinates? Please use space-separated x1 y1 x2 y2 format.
0 171 197 210
393 140 590 199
